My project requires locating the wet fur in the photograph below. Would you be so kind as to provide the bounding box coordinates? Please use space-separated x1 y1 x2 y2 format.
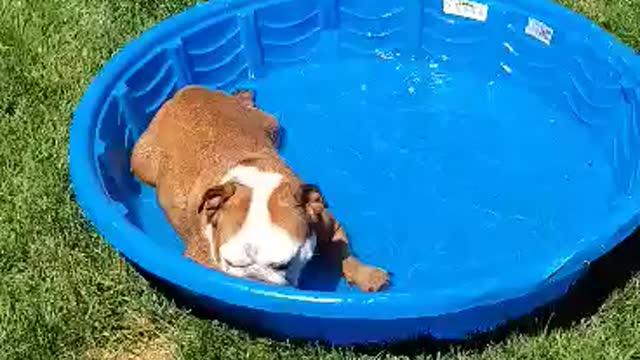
130 86 389 292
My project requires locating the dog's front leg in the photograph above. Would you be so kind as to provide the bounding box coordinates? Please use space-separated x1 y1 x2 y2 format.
316 211 390 292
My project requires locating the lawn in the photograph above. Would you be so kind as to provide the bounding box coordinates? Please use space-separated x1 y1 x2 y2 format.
1 0 640 359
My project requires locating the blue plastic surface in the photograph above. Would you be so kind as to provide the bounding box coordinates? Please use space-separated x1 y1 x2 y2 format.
69 0 640 345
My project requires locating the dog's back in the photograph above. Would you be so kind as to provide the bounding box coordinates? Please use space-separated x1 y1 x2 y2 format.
136 86 275 182
131 86 278 252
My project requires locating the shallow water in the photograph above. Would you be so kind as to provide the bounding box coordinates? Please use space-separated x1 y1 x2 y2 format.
250 35 618 293
124 31 630 294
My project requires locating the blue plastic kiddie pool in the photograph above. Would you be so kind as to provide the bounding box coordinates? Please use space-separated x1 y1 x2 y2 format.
70 0 640 345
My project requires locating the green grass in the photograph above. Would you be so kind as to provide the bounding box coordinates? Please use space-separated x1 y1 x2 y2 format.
1 0 639 359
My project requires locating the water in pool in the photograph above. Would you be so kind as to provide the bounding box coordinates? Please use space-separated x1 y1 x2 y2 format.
132 36 624 294
251 45 619 293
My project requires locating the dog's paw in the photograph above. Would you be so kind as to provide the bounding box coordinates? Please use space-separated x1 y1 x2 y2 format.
351 266 390 292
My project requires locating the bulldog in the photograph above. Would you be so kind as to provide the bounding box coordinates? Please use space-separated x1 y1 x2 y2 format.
130 86 389 292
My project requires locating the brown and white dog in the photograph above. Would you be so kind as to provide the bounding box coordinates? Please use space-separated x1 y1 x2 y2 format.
130 86 389 292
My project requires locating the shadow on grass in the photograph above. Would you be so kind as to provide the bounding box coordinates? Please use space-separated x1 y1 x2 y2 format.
132 228 640 357
366 228 640 357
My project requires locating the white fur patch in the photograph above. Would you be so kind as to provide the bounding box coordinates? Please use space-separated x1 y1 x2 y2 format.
217 165 316 286
205 224 215 263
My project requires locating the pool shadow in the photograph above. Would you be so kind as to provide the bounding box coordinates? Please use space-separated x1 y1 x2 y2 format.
131 227 640 356
353 227 640 357
131 261 342 344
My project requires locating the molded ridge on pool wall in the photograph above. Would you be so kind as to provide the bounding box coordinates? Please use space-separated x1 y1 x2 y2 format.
72 0 640 346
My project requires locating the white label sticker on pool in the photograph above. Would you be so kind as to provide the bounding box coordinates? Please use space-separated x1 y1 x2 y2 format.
443 0 488 22
525 18 554 45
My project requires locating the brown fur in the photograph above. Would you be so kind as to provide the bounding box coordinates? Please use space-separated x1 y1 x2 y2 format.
130 86 389 292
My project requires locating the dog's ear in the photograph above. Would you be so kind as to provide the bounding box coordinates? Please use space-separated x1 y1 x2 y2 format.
233 90 256 110
295 184 328 220
198 182 237 220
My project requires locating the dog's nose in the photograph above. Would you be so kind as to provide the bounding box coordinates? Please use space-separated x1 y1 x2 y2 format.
221 243 254 268
243 242 257 259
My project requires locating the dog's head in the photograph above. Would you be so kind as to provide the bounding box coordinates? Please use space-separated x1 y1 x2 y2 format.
198 169 328 286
